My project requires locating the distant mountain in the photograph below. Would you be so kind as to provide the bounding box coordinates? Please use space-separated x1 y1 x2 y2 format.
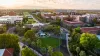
10 5 53 9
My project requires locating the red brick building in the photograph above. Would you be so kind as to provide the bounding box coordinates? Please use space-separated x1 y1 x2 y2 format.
63 20 84 27
81 27 100 34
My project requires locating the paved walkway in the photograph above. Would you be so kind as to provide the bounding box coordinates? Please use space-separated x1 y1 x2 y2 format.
31 15 40 23
19 42 42 56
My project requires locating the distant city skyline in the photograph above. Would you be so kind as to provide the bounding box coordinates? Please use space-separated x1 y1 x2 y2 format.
0 0 100 10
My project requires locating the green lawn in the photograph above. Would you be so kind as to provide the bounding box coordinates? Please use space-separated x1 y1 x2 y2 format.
33 14 48 23
40 37 61 48
26 19 36 24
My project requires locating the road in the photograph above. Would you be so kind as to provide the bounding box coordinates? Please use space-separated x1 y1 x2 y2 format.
60 27 70 56
7 27 16 33
19 42 42 56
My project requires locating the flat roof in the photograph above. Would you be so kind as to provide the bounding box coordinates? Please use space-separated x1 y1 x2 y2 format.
0 49 5 56
32 23 45 27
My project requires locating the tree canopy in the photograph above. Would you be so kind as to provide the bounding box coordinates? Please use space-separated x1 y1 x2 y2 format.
79 51 86 56
22 47 37 56
0 24 7 34
0 33 20 56
80 33 100 49
69 27 100 56
24 30 36 41
52 51 63 56
43 25 60 35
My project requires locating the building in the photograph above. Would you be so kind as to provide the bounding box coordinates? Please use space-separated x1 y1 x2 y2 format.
0 48 14 56
0 16 23 24
38 30 46 37
63 20 84 27
81 27 100 34
25 23 45 28
79 14 100 23
8 11 16 16
79 16 87 23
41 12 54 19
58 15 68 21
81 27 100 40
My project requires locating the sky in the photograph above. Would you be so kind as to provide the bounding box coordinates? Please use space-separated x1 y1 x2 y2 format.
0 0 100 9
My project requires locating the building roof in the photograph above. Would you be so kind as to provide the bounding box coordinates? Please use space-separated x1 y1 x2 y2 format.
8 11 16 16
38 30 46 36
81 27 100 34
0 49 5 56
3 48 14 56
0 48 14 56
0 16 23 21
64 20 84 24
32 23 45 27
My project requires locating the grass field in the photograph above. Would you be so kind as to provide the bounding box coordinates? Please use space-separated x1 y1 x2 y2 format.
40 37 61 48
27 19 36 24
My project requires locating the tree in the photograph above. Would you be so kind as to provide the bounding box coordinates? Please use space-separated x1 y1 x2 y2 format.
95 42 100 49
50 19 61 26
93 18 97 24
74 27 81 33
79 51 86 56
15 25 25 36
0 24 7 34
31 41 36 47
26 38 31 45
80 33 100 49
53 26 60 35
22 47 37 56
23 18 28 24
41 47 47 54
0 34 20 56
47 46 53 56
22 38 27 44
71 31 81 43
36 39 42 47
71 27 81 41
24 30 36 41
43 25 53 32
76 47 80 56
43 25 60 35
52 51 63 56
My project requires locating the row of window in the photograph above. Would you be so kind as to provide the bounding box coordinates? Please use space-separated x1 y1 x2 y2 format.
0 21 11 24
0 20 21 24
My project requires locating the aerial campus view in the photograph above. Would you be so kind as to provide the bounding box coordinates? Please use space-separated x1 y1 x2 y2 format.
0 0 100 56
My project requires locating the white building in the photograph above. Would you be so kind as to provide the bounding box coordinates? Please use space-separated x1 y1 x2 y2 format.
81 14 100 23
0 16 23 24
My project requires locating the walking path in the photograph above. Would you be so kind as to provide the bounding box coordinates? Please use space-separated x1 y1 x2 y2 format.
19 42 42 56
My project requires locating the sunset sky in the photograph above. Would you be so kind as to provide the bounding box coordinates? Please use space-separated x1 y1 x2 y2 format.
0 0 100 9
